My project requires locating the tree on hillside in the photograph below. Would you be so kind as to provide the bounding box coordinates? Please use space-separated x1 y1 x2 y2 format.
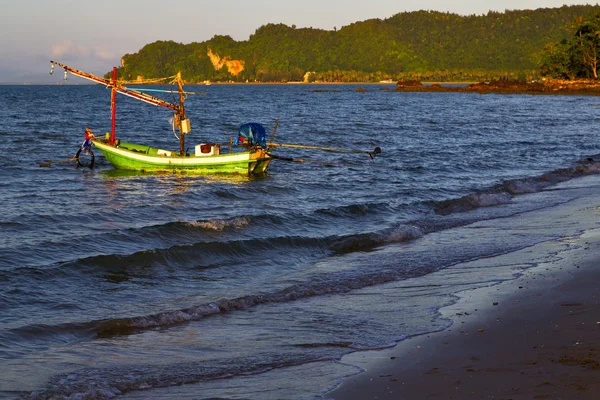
113 5 600 82
539 40 580 79
573 12 600 78
541 11 600 79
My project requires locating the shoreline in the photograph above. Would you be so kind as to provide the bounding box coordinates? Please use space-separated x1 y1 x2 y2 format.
325 229 600 399
394 79 600 95
4 79 598 96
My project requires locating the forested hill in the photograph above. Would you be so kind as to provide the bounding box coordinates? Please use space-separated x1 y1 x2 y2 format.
114 5 600 83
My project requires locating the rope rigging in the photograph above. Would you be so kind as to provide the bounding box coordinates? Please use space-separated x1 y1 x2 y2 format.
118 75 177 85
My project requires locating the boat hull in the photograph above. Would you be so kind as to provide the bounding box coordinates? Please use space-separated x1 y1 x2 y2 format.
93 140 271 175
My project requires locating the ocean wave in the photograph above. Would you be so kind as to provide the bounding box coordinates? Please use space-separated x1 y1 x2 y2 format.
72 234 327 273
384 225 425 243
435 191 513 215
315 202 391 218
7 155 600 283
186 216 251 231
434 154 600 215
9 155 600 345
9 266 414 343
23 352 332 400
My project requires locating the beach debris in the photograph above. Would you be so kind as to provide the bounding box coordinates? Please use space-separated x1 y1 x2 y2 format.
390 356 397 360
477 329 485 333
493 302 499 305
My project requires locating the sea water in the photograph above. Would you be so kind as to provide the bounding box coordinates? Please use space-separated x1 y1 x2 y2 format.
1 83 600 399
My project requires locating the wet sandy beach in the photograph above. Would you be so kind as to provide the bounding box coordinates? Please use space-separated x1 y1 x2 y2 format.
327 229 600 399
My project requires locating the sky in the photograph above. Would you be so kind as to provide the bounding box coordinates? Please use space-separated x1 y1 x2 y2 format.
0 0 594 82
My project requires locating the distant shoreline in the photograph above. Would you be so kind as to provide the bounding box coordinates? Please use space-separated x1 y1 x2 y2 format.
5 80 600 96
0 81 471 86
393 79 600 95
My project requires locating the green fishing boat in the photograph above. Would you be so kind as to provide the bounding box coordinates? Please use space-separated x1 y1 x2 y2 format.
50 61 272 175
92 139 270 174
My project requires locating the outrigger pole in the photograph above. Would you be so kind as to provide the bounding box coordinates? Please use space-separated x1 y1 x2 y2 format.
268 143 381 159
49 61 189 155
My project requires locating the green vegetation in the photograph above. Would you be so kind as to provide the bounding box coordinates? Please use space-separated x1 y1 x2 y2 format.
540 11 600 79
111 5 600 83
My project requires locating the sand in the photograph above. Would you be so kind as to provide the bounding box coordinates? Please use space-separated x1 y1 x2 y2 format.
325 230 600 400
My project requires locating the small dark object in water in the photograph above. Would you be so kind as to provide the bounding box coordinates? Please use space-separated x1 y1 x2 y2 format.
368 147 382 160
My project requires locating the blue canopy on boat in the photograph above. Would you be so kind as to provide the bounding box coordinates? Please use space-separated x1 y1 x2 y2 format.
236 123 267 148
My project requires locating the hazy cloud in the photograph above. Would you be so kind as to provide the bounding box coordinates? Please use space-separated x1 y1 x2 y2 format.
50 41 115 60
51 41 91 59
94 47 118 61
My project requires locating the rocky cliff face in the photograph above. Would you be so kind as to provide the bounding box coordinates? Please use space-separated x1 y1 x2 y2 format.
207 49 245 76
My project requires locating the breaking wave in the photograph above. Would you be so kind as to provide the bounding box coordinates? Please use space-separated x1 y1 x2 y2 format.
385 225 425 243
8 155 600 349
187 216 251 231
14 156 600 400
435 155 600 215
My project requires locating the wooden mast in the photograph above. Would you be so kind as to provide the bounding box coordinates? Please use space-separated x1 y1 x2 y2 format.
177 72 186 156
110 67 117 145
50 61 190 151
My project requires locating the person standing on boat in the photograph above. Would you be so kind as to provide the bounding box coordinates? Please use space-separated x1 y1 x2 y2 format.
74 127 95 168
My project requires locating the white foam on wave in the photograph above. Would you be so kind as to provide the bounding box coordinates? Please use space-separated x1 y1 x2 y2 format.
504 179 550 194
505 162 600 195
188 216 251 231
468 192 512 207
385 225 425 243
187 302 221 318
127 303 224 331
